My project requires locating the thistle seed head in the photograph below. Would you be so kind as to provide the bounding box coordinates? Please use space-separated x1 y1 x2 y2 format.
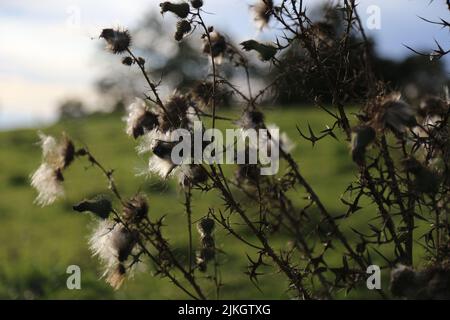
179 165 209 188
31 163 65 207
371 94 418 133
151 139 176 160
159 94 190 131
100 28 131 54
61 135 75 169
31 133 76 206
197 217 215 237
38 132 75 171
148 155 177 179
123 195 149 223
251 0 274 30
190 81 214 109
175 20 192 41
390 264 417 298
351 125 376 165
89 220 138 289
160 2 190 18
190 0 203 9
240 40 277 61
202 31 227 63
121 56 134 66
403 158 441 194
419 96 448 118
125 98 159 139
112 226 138 262
73 195 113 220
106 264 127 290
238 110 265 130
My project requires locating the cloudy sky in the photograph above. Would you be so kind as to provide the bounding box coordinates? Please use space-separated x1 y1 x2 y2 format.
1 0 450 129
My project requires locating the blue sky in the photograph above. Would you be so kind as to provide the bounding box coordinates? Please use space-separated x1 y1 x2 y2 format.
1 0 450 129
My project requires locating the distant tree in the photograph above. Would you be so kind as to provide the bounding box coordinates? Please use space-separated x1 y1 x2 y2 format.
271 5 449 105
58 99 86 120
373 55 449 100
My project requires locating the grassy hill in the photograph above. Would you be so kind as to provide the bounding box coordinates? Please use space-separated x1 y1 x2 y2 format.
0 107 407 299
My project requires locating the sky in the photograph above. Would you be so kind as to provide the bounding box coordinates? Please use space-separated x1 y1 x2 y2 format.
1 0 450 129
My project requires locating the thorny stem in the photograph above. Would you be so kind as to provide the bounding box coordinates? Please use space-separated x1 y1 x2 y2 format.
280 148 367 269
126 48 173 126
361 162 406 260
432 196 442 261
112 211 200 300
380 136 411 264
189 16 284 299
213 252 221 300
184 187 194 273
196 10 217 130
78 149 124 204
207 171 312 299
401 139 416 265
142 217 207 300
78 148 206 300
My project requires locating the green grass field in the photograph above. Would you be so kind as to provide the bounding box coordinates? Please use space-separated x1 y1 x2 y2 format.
0 107 424 299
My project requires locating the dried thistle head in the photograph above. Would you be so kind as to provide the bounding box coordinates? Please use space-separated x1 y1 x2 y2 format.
308 22 336 49
100 28 131 54
190 0 203 9
179 165 209 188
89 221 138 289
251 0 274 30
159 93 190 131
121 56 134 66
351 125 376 165
123 195 149 223
148 154 177 179
197 217 215 237
403 157 441 194
38 132 75 171
237 110 265 130
106 264 127 290
146 137 179 178
175 20 192 41
202 31 227 63
112 225 139 263
73 195 113 220
160 1 190 18
125 98 159 139
368 93 417 133
61 135 75 169
196 219 216 272
151 139 177 160
419 96 448 118
190 81 214 109
240 40 277 61
390 263 450 299
31 163 65 206
390 264 417 298
31 133 76 206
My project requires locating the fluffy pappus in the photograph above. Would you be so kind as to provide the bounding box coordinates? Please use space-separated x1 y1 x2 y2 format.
251 0 274 30
125 98 159 139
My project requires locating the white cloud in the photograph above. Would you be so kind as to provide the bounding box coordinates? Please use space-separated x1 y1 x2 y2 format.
0 74 96 119
1 0 450 129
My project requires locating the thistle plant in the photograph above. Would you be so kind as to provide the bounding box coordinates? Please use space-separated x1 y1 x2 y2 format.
30 0 450 300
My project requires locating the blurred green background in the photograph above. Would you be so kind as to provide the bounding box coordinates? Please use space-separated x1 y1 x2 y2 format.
2 106 426 300
0 108 384 299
